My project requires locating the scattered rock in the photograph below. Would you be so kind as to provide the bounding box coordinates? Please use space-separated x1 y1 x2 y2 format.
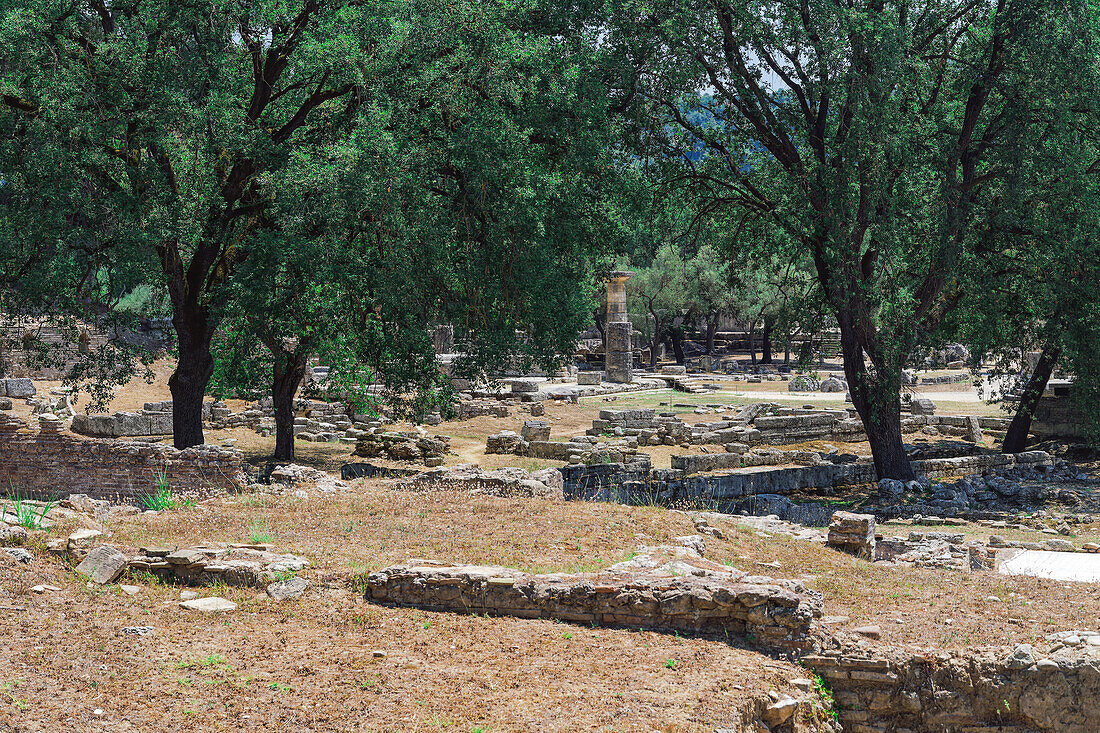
67 528 103 557
121 626 154 636
762 696 800 726
0 524 28 545
1005 643 1036 670
266 577 309 601
180 597 237 612
853 625 881 639
1042 539 1075 553
75 545 128 584
119 585 140 596
3 547 32 563
180 590 199 601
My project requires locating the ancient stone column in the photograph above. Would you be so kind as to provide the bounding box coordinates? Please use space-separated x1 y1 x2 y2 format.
605 271 634 383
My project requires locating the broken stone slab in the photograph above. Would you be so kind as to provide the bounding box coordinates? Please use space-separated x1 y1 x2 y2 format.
0 524 28 545
827 511 876 560
366 544 821 650
75 545 128 584
67 528 103 556
2 378 35 399
180 597 237 612
266 577 309 601
3 547 32 563
396 464 563 500
762 696 801 726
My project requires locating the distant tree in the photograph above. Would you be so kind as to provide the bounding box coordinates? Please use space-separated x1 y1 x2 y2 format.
1 0 612 451
629 243 690 367
610 0 1099 478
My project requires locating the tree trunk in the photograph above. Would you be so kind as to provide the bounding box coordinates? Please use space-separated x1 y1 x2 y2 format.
670 327 685 364
784 333 791 365
594 307 606 354
838 316 915 480
747 320 757 365
1003 346 1059 453
272 350 309 462
169 306 214 449
761 316 774 363
705 316 718 355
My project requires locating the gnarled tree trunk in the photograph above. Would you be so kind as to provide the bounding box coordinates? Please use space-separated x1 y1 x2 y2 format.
838 315 915 481
169 305 215 449
1003 346 1059 453
272 350 309 461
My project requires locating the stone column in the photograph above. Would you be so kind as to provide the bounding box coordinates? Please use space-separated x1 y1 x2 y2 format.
605 271 634 383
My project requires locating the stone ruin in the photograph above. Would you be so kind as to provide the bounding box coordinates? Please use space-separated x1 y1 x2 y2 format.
352 429 451 466
394 463 564 499
0 413 244 502
826 511 876 560
487 419 653 469
55 532 309 589
366 539 821 652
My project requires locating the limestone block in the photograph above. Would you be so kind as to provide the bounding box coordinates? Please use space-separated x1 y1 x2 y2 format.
911 398 936 415
520 420 551 442
509 380 538 393
266 577 309 601
827 511 876 560
486 431 528 455
577 371 603 385
3 378 35 398
75 545 128 584
180 597 237 612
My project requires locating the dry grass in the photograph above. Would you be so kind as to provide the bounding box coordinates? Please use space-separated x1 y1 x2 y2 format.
3 475 1100 730
0 486 835 732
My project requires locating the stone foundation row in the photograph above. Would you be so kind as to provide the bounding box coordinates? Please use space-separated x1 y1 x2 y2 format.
365 543 822 651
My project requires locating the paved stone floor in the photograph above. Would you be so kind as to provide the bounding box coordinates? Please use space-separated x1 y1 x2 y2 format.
999 549 1100 583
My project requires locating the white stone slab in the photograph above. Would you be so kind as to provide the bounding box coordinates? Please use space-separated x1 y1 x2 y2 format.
998 550 1100 583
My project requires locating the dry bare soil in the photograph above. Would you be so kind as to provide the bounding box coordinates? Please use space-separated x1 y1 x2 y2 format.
2 482 1100 732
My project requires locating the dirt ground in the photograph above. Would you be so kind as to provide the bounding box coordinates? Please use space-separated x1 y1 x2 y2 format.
3 485 1100 731
0 488 833 733
2 360 1088 730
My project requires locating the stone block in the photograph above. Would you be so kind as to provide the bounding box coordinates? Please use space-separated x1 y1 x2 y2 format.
827 511 876 560
509 380 538 393
2 378 35 398
520 420 551 442
75 545 128 584
911 398 936 415
577 371 603 385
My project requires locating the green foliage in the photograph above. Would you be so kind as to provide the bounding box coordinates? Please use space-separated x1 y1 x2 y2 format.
3 488 55 530
607 0 1100 474
139 468 192 510
1 0 617 448
247 519 275 545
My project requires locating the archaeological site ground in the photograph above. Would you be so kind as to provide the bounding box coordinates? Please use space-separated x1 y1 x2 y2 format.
4 2 1100 732
1 347 1099 733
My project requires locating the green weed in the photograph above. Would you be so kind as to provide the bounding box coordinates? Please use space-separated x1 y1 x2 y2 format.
3 487 56 530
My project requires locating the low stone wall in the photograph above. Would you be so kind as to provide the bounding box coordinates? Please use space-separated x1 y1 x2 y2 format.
561 452 1053 508
802 643 1100 732
0 414 245 502
1032 394 1087 440
71 410 173 438
365 543 821 651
